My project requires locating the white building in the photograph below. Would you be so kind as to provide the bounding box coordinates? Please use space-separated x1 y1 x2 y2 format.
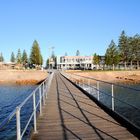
0 62 16 70
57 56 94 70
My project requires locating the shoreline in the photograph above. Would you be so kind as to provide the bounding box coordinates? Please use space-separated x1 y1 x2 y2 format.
1 70 140 85
0 70 48 85
66 70 140 84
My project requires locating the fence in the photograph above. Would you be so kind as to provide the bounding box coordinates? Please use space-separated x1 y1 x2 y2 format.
0 74 51 140
62 72 140 129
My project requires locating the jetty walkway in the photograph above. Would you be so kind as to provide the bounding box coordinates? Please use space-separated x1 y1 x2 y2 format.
31 72 138 140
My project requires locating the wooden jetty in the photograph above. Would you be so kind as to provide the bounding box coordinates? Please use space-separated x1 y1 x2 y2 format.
31 72 138 140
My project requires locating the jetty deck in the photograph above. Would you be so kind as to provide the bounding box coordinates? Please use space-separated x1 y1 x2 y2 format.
31 72 138 140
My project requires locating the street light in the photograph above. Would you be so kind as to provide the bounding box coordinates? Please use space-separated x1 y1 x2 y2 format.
49 46 54 71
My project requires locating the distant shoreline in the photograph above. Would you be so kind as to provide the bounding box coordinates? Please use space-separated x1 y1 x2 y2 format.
66 70 140 84
1 70 140 85
0 70 48 85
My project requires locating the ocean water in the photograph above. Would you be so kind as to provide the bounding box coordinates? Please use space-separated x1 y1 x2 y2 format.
0 85 37 140
1 82 140 139
85 82 140 128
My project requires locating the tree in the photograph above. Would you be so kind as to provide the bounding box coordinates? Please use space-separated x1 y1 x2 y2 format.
16 49 22 64
0 52 4 62
46 58 49 68
76 50 80 56
105 40 120 70
22 50 28 64
128 34 140 69
118 31 129 69
40 54 43 65
93 53 100 69
136 35 140 69
30 40 43 65
10 52 15 62
93 53 100 65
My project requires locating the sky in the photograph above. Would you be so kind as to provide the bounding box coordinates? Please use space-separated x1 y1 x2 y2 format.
0 0 140 64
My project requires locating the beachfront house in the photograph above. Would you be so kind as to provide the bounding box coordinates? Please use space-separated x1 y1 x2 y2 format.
0 62 16 70
57 55 95 70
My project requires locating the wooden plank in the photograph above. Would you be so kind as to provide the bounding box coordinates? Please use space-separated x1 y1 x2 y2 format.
31 72 138 140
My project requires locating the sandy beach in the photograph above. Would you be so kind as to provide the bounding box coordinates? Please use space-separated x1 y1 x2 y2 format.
0 70 48 85
1 70 140 85
66 70 140 84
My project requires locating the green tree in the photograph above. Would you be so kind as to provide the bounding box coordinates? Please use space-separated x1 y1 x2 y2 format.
76 50 80 56
93 53 100 65
137 35 140 69
22 50 28 64
0 52 4 62
118 31 129 69
105 40 120 69
16 49 22 64
30 40 43 65
46 58 49 68
10 52 15 62
128 34 140 69
40 54 43 65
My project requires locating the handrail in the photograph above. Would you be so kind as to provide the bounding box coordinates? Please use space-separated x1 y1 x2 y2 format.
62 72 140 129
19 81 45 109
0 78 47 130
0 72 53 140
89 84 140 111
71 73 140 92
0 109 16 130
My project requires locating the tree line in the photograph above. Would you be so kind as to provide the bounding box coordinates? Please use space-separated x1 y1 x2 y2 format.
0 52 4 62
0 40 43 69
94 31 140 70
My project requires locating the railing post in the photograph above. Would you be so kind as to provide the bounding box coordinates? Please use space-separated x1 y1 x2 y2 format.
43 82 46 99
16 107 21 140
112 84 115 111
45 80 47 91
39 87 42 116
70 75 71 81
33 92 37 133
43 82 44 94
88 79 90 93
44 81 46 91
42 84 46 105
78 79 80 86
45 80 48 99
83 78 84 89
97 81 99 101
76 79 77 85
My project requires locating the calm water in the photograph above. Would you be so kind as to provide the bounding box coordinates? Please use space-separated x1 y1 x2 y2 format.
88 82 140 128
1 83 140 139
0 85 37 140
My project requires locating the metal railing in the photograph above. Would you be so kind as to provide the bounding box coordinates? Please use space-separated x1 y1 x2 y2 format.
0 74 52 140
62 72 140 129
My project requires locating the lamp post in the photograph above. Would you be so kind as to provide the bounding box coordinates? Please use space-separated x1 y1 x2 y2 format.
49 46 54 71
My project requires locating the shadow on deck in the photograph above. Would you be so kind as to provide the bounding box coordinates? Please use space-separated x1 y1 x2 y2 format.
31 72 139 140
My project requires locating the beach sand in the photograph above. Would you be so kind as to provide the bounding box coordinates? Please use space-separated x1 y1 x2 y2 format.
1 70 140 85
0 70 48 85
66 70 140 84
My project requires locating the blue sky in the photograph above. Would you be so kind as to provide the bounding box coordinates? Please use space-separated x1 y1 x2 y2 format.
0 0 140 63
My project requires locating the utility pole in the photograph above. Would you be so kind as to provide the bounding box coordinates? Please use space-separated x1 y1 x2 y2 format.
48 46 54 71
